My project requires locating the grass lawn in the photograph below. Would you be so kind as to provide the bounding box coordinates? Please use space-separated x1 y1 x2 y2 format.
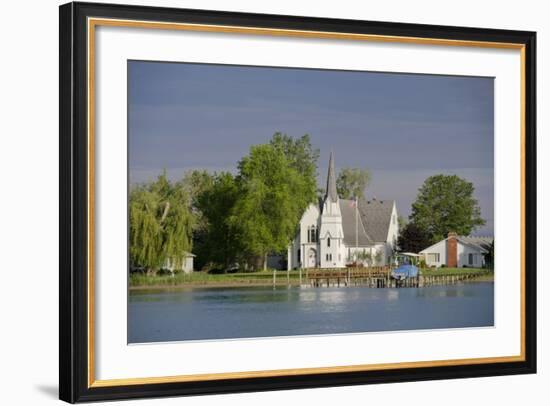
129 269 302 287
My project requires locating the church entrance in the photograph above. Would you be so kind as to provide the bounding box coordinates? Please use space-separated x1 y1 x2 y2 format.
307 248 317 268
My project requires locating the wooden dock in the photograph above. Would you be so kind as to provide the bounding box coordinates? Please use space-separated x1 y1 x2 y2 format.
303 267 491 288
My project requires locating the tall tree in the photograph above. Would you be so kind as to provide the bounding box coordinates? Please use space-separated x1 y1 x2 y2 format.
336 167 371 200
195 172 241 270
179 170 215 271
230 144 311 269
129 171 194 273
270 132 319 204
410 174 485 243
180 170 214 208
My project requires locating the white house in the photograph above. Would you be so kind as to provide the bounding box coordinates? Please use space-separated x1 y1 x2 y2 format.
419 232 493 268
287 152 399 269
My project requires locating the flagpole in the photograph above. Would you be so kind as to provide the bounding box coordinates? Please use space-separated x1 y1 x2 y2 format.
355 196 358 261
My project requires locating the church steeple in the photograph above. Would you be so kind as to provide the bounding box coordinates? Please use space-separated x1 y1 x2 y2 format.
325 151 338 203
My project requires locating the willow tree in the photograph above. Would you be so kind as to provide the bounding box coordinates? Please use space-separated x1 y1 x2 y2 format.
129 172 194 274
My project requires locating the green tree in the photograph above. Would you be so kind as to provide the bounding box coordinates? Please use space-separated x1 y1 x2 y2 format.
270 132 319 203
129 171 194 274
410 174 485 243
195 172 241 270
397 222 433 253
483 240 494 269
181 169 214 208
398 215 407 230
336 167 371 200
230 144 312 270
179 170 215 271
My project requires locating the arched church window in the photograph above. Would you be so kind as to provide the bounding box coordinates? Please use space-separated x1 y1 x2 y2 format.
327 237 331 247
307 226 311 243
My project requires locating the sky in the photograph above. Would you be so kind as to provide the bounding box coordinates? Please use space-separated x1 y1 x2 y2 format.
128 61 494 236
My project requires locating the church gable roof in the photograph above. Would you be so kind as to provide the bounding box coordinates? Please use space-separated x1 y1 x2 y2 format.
339 199 373 246
358 199 395 243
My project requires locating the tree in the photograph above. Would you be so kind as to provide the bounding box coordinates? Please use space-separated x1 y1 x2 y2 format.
195 172 241 270
398 215 407 230
230 144 312 270
180 170 214 208
483 240 494 269
336 167 371 200
270 132 319 203
410 174 485 243
398 222 433 253
179 170 215 270
129 171 194 274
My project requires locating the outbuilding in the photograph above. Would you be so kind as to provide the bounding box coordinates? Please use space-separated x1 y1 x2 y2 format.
163 252 195 274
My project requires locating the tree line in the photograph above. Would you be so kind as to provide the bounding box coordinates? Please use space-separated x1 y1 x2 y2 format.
130 132 487 273
130 133 371 273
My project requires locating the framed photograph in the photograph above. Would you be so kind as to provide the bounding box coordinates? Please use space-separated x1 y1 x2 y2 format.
59 2 536 403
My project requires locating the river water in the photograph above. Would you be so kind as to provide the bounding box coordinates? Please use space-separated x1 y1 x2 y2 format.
128 282 494 343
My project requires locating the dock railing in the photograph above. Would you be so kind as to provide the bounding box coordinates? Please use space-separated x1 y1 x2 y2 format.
305 266 391 287
303 267 492 288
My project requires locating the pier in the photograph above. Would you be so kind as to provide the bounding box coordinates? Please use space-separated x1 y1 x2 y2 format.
303 267 491 288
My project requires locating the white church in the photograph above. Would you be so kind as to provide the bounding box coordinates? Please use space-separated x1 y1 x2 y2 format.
287 152 399 270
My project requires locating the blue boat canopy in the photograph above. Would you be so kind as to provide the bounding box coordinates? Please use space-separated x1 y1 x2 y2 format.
391 264 419 280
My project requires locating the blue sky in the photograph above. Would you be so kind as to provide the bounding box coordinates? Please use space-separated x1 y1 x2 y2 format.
128 61 494 235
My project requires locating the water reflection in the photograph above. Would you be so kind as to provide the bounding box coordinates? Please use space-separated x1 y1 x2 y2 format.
129 282 494 343
416 286 470 298
386 290 399 301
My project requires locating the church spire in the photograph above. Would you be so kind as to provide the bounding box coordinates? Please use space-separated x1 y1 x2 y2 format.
325 150 338 202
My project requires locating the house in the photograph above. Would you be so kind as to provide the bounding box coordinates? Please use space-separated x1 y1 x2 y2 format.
287 152 399 269
163 252 195 274
419 232 493 268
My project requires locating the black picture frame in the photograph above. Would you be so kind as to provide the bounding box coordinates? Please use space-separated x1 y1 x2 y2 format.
59 1 537 403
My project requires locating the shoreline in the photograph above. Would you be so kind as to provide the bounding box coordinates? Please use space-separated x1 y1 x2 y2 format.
129 275 494 290
129 280 303 290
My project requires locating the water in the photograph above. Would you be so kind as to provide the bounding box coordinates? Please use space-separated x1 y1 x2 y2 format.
128 282 494 343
